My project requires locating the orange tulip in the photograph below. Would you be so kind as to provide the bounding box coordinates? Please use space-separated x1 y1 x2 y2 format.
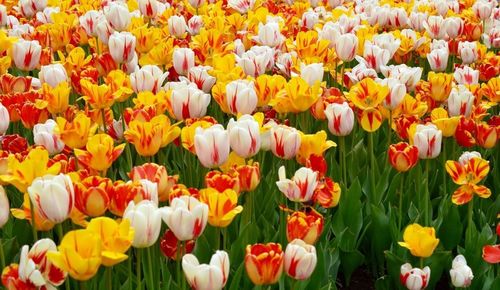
228 161 260 192
446 155 491 205
74 176 112 217
108 180 147 216
476 122 498 149
74 134 125 172
205 170 240 195
199 188 243 227
313 177 341 208
388 142 419 172
245 243 284 285
168 184 200 203
80 79 116 109
129 163 178 202
287 208 324 245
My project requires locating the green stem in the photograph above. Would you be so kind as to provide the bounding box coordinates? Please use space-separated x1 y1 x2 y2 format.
55 223 64 243
368 133 376 204
80 281 87 290
128 250 132 289
442 139 447 196
387 111 392 154
216 227 221 250
398 174 405 232
339 136 347 186
105 267 112 290
425 159 430 226
420 257 424 269
466 198 474 243
146 247 154 290
0 238 5 274
176 240 182 288
29 198 38 241
101 108 107 134
222 227 228 251
136 248 142 290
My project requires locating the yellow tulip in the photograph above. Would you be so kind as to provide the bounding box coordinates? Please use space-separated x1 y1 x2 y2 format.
131 26 162 54
430 108 460 137
139 38 174 67
191 29 234 67
295 31 330 64
86 217 134 267
56 113 98 149
105 70 134 102
0 147 60 193
59 47 92 73
428 72 453 102
398 223 440 258
74 134 126 172
254 74 287 107
133 91 169 115
297 131 336 165
37 82 71 115
347 78 389 132
80 79 116 110
200 188 243 228
269 77 322 113
47 229 102 281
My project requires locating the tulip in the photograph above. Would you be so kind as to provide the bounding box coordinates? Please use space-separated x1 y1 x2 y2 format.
96 19 115 44
138 0 159 18
444 17 464 39
398 223 439 258
56 113 98 149
0 103 9 135
187 15 203 35
228 0 255 13
453 66 479 85
400 263 430 290
236 50 271 78
170 84 211 120
227 115 261 158
168 15 187 38
297 131 335 165
186 66 216 93
245 243 283 285
319 22 341 48
448 85 475 118
284 239 317 280
300 63 324 87
458 151 482 166
345 63 378 85
130 65 169 94
313 177 341 208
428 72 453 102
104 1 130 31
0 186 9 228
160 229 195 260
372 33 401 59
473 0 493 20
163 196 208 241
204 170 238 195
39 63 68 88
411 124 442 159
277 166 318 203
270 125 301 159
129 163 178 202
476 122 498 149
228 162 260 192
450 255 473 288
254 22 283 47
194 124 230 168
123 200 163 248
200 188 243 228
187 0 205 9
348 78 389 132
74 133 125 172
358 42 390 72
183 251 230 290
12 39 41 71
379 78 406 110
107 180 149 217
47 229 102 281
38 81 71 115
483 243 500 264
423 15 446 39
108 31 136 64
86 217 134 266
388 7 408 28
79 10 104 37
74 176 112 217
300 11 319 29
455 117 477 147
33 119 65 155
173 47 195 76
427 48 448 72
28 174 74 224
335 33 358 62
388 143 419 172
409 12 427 32
380 64 422 92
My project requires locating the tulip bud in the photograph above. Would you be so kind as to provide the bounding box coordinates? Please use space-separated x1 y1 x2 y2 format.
28 174 74 224
458 151 481 166
194 124 230 168
138 0 159 18
170 85 211 120
187 15 203 35
324 102 354 136
33 119 65 155
335 33 358 62
427 48 449 72
229 162 260 192
13 39 41 71
300 63 324 87
473 0 494 20
183 251 229 290
104 1 130 31
228 0 255 14
173 47 195 76
313 176 340 208
0 186 9 228
277 166 318 203
423 15 446 39
245 243 283 285
359 42 390 72
123 200 163 248
160 229 195 261
444 17 464 39
287 208 324 245
186 65 216 93
388 142 419 172
0 103 9 135
254 22 284 47
187 0 205 9
96 19 114 44
162 196 209 241
300 11 319 29
270 125 301 159
79 10 104 37
130 65 169 94
400 263 430 290
168 15 187 38
319 22 341 48
108 31 136 64
450 255 473 288
284 239 317 280
236 50 271 77
227 115 261 158
458 41 478 65
129 163 178 202
39 64 68 88
409 12 428 32
412 124 442 159
74 176 112 217
448 85 475 117
453 66 479 85
225 80 258 115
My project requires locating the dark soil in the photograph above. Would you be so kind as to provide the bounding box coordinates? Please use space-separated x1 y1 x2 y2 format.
339 267 374 290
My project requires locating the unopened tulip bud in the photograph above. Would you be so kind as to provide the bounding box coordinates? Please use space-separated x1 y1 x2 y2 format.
324 102 354 136
13 39 41 71
33 119 65 155
108 31 136 64
450 255 473 288
104 1 130 31
173 47 195 76
284 239 317 280
168 15 187 38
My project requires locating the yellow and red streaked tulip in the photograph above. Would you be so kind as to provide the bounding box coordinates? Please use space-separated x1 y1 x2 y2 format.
129 163 178 202
0 186 8 228
388 142 419 172
160 229 195 261
245 243 283 286
130 65 169 94
123 200 163 248
33 119 65 155
168 184 200 203
12 39 41 71
448 85 475 117
296 131 335 165
47 229 102 281
228 161 260 192
27 174 74 224
173 47 195 76
479 77 500 103
74 134 125 172
324 102 355 136
105 70 134 102
37 81 71 115
227 115 261 158
199 188 243 228
254 74 287 107
181 117 218 153
284 239 317 280
0 147 61 193
410 124 442 159
399 223 440 258
86 217 134 266
476 122 498 149
20 102 50 129
133 91 169 116
446 154 491 205
270 77 322 113
169 85 211 121
80 79 116 110
103 1 130 31
347 78 389 132
56 113 98 149
277 166 318 203
225 80 258 115
430 108 460 137
163 196 208 241
183 251 230 290
108 180 148 217
313 177 341 208
287 208 324 245
194 124 230 168
400 263 431 290
74 176 112 217
205 170 240 194
270 125 301 160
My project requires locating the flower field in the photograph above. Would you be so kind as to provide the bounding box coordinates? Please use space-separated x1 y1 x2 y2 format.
0 0 499 289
